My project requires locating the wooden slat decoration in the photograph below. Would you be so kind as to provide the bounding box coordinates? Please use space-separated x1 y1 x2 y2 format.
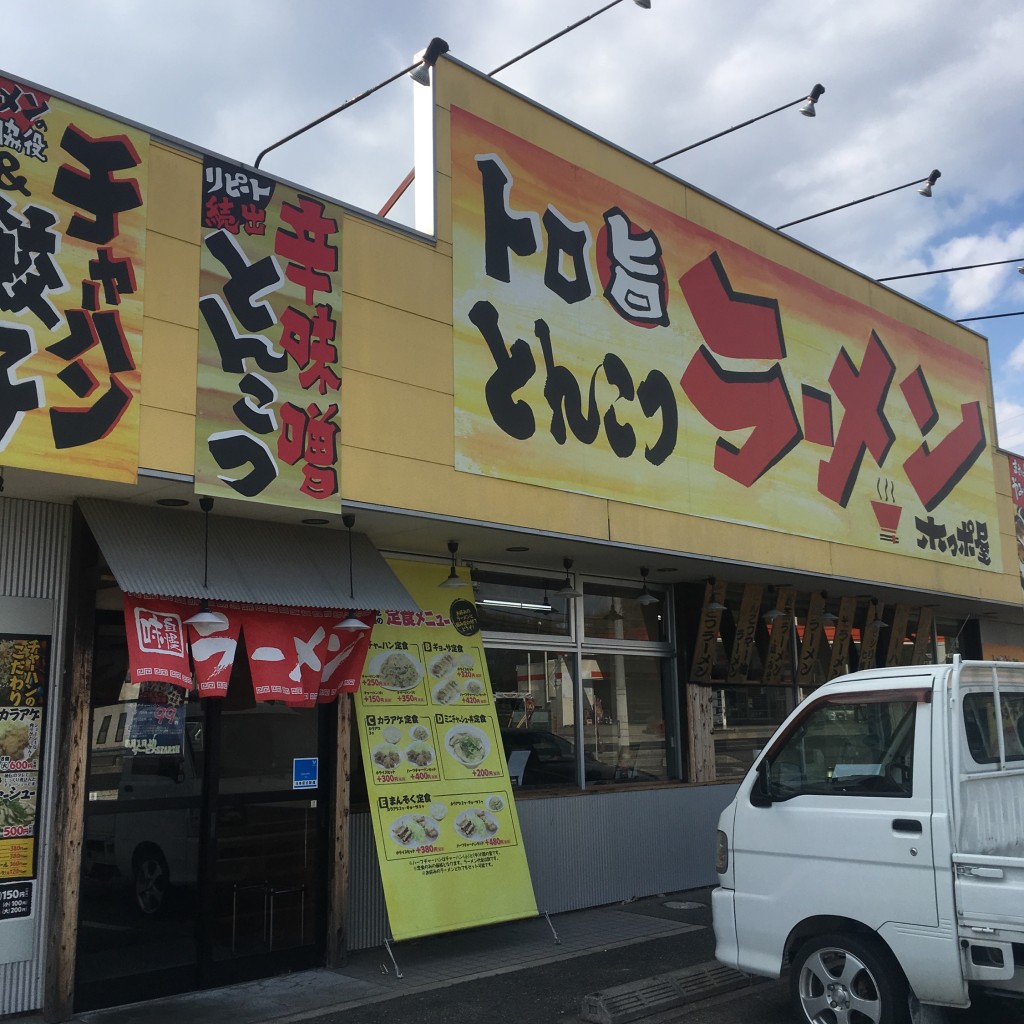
827 595 857 680
858 601 885 668
912 606 936 663
885 603 912 667
797 590 827 689
727 583 763 684
690 578 727 683
686 683 716 783
762 587 796 684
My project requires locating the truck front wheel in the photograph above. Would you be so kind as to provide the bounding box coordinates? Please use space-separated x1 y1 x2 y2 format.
790 932 908 1024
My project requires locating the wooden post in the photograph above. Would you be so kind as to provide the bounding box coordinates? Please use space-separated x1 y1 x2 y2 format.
43 513 94 1022
326 691 352 966
685 684 716 783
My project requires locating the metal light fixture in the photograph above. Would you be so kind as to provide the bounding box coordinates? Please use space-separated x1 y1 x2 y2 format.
439 540 466 589
652 82 824 165
763 608 784 621
917 169 942 197
408 36 452 86
185 496 229 631
821 612 839 624
380 1 651 217
336 512 370 631
637 566 659 606
777 168 941 231
708 601 728 612
799 83 826 117
956 309 1024 324
877 256 1024 283
557 557 583 599
254 38 449 168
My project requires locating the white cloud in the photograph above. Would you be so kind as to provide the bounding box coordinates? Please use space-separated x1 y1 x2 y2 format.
1007 339 1024 373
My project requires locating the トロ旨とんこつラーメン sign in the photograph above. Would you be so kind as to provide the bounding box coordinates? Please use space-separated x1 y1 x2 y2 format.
451 105 1002 573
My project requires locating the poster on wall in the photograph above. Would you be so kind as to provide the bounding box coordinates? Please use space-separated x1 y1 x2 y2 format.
0 72 148 483
196 155 344 513
354 560 537 941
0 634 47 920
451 104 1002 576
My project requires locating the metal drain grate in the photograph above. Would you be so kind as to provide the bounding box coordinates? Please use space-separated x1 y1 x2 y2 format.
580 960 760 1024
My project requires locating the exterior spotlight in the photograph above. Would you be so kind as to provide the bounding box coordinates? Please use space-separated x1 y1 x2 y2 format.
799 83 826 117
653 81 825 164
409 37 450 86
439 540 466 589
633 0 652 7
708 601 728 612
778 167 942 231
917 169 941 197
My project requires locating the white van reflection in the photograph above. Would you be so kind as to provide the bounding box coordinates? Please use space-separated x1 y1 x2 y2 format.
83 700 313 916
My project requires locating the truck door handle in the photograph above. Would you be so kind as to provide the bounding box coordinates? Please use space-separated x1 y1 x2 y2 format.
892 818 922 833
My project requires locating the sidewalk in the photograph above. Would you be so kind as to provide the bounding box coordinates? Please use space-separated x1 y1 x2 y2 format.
69 889 717 1024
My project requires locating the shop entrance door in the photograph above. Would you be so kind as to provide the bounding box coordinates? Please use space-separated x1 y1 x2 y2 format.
77 621 329 1010
200 694 327 985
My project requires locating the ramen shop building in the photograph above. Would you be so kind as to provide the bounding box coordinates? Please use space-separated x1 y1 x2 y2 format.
0 55 1022 1018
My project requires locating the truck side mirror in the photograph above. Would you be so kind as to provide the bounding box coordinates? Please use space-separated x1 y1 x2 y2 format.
749 759 773 807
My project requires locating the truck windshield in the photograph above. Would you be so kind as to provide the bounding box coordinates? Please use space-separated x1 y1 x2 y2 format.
765 698 917 799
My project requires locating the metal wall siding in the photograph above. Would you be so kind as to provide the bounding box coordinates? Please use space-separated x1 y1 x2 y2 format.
79 499 418 611
344 784 737 950
346 812 390 948
0 497 72 1016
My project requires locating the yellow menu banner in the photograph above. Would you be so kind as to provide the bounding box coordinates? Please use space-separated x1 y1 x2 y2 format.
354 560 536 941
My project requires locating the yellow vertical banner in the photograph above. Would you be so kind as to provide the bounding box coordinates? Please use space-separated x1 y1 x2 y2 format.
354 560 537 941
196 155 343 512
0 74 148 482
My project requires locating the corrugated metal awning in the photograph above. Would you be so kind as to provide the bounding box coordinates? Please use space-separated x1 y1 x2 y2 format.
80 499 419 612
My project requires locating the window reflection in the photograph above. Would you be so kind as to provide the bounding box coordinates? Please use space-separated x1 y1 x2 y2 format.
473 570 571 637
485 648 669 787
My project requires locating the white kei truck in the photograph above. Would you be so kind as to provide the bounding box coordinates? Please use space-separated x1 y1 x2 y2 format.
712 657 1024 1024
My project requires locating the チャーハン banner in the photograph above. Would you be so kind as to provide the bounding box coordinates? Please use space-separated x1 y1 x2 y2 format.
0 74 148 482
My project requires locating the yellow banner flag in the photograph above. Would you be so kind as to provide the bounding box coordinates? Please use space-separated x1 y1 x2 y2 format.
354 560 537 941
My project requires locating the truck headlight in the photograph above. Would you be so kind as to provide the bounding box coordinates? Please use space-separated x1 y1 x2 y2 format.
715 829 729 874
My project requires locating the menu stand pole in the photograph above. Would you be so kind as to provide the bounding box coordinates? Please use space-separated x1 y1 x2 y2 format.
543 910 561 945
382 937 404 979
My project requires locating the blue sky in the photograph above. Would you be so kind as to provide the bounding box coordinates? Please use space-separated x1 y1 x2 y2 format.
5 0 1023 451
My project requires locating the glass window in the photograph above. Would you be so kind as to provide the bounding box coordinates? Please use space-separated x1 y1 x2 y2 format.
487 649 578 787
485 647 671 787
474 569 571 637
583 579 667 642
962 691 1024 764
763 697 917 799
579 653 669 782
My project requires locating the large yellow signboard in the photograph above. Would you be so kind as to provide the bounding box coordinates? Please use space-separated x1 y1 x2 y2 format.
0 73 148 482
452 105 1002 573
354 560 536 941
196 155 343 512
